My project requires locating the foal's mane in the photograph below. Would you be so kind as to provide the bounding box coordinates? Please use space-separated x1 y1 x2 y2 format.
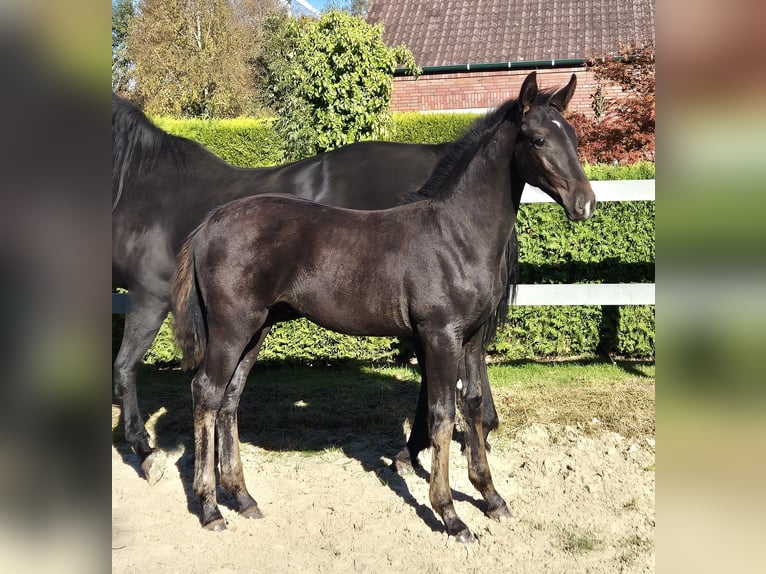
408 88 561 203
112 94 187 209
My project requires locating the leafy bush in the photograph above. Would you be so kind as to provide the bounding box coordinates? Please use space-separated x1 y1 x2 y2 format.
568 42 655 165
389 112 475 144
256 10 418 160
257 319 396 364
141 315 181 366
153 117 284 167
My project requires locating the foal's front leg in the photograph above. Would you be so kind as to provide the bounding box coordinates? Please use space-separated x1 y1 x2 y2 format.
421 331 474 543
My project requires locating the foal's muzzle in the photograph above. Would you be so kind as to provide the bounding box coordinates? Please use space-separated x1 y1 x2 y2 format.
571 194 596 220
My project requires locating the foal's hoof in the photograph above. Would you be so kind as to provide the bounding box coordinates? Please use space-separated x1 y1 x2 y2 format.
140 451 165 485
487 503 512 521
203 517 227 532
240 504 264 520
454 528 476 544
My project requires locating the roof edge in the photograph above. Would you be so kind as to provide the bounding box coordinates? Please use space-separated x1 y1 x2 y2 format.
395 58 587 76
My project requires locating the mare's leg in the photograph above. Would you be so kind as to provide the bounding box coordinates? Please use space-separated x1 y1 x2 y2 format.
480 364 499 448
421 328 474 543
460 331 510 520
113 291 168 483
216 328 271 520
394 341 429 472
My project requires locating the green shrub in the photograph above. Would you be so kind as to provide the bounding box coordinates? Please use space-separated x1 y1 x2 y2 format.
130 114 654 364
258 319 396 364
142 314 182 366
584 161 655 180
153 117 285 167
388 112 475 144
256 11 418 160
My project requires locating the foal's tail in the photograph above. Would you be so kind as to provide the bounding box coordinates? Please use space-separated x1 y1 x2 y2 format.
171 234 206 370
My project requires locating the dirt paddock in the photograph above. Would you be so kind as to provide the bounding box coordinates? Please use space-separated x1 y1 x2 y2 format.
112 406 654 573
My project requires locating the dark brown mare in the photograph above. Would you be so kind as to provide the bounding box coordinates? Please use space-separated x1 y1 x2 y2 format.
112 93 515 483
171 72 596 542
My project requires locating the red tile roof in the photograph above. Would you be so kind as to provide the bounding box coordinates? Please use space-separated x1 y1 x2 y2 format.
367 0 655 68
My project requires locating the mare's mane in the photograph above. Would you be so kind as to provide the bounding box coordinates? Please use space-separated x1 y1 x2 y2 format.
112 94 188 207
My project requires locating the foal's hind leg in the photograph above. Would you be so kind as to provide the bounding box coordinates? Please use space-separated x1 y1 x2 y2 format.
192 322 261 530
191 364 226 530
460 332 510 520
216 329 271 520
113 292 168 483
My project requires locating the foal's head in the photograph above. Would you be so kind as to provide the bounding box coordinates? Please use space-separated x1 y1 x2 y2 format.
512 73 596 221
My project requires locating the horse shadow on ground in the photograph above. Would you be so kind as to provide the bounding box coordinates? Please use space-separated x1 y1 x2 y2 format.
113 361 488 536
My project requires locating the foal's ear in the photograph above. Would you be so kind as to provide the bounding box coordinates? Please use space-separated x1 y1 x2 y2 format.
550 74 577 111
519 72 538 116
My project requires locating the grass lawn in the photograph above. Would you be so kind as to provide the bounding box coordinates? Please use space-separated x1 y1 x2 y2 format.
119 357 654 455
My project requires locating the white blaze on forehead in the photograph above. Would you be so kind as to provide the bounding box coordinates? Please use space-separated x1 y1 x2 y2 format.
552 119 564 131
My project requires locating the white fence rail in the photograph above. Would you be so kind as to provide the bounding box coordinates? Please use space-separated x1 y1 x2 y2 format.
112 180 655 314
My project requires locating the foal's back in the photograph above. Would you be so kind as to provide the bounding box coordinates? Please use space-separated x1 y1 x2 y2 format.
192 193 474 338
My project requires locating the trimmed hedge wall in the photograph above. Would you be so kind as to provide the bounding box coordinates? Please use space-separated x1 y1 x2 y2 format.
152 117 285 167
121 113 654 365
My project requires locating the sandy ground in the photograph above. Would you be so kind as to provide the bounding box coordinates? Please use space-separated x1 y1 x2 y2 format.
112 411 654 573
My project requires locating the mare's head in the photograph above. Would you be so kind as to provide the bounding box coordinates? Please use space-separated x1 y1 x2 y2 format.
512 72 595 221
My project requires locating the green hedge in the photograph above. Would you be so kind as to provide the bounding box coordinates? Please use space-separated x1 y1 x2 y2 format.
124 113 654 365
153 117 285 167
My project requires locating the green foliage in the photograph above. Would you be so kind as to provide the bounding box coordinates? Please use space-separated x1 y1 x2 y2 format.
153 116 285 166
112 0 135 93
617 306 656 356
257 10 418 159
517 201 655 283
142 315 182 366
127 0 273 117
491 306 604 358
257 319 396 364
388 112 475 144
584 161 655 180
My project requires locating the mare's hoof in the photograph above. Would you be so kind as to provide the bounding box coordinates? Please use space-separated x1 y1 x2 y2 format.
240 504 264 520
392 449 419 475
203 518 227 532
140 451 165 485
487 503 512 521
454 528 476 544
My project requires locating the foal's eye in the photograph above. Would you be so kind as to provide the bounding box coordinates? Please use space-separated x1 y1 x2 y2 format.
532 137 546 149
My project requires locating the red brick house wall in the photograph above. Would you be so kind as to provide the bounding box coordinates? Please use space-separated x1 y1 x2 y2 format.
391 68 622 117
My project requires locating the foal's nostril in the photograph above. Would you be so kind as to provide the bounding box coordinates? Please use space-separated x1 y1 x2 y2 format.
574 196 595 219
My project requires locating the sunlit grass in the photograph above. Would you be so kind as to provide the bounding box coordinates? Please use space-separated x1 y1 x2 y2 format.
125 357 655 456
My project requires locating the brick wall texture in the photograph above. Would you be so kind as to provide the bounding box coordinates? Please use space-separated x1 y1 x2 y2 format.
391 68 624 117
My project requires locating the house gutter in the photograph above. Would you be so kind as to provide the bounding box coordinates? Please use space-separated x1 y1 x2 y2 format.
395 58 587 76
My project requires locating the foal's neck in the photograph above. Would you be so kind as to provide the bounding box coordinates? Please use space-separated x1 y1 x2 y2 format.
442 121 520 258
